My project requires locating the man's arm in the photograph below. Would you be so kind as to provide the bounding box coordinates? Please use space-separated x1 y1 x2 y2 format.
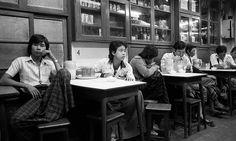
0 73 41 99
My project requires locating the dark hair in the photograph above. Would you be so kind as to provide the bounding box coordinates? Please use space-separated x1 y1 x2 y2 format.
185 44 196 54
216 45 227 54
108 40 127 63
27 34 49 55
231 47 236 53
139 45 158 59
173 41 186 50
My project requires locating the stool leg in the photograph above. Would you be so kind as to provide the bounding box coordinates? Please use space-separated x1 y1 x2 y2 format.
188 104 192 136
89 120 94 141
39 132 43 141
117 121 123 141
197 103 201 131
164 112 170 141
146 112 152 141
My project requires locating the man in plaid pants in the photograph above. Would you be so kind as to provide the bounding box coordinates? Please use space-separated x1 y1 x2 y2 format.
0 34 75 141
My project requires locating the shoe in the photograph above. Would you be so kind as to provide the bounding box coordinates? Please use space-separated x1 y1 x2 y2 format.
151 130 159 136
201 118 215 127
210 109 227 116
153 123 160 131
215 101 229 111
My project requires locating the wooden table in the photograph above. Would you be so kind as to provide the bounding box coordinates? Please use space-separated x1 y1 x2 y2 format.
200 69 236 115
0 86 20 141
70 78 146 141
162 73 207 138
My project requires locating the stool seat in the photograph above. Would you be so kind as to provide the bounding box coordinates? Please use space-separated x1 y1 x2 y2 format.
87 112 125 141
174 98 201 104
146 103 171 111
145 103 172 141
38 118 70 129
37 118 70 141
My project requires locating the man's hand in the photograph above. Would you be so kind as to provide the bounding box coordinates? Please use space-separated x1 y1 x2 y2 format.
125 76 135 81
25 84 41 99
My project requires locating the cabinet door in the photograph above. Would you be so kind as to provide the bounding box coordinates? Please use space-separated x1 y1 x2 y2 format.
190 17 200 43
154 0 172 43
180 15 190 42
108 0 129 40
180 0 199 14
130 0 151 42
75 0 103 40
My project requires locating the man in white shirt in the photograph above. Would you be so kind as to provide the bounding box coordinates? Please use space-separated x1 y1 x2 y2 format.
210 45 236 69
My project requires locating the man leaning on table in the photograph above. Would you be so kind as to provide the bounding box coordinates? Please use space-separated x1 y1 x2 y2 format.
210 45 236 103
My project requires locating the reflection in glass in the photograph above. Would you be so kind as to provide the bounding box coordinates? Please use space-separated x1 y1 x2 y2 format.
154 0 171 12
109 1 126 37
180 0 189 10
210 22 219 44
201 21 208 44
180 16 189 42
190 18 200 43
155 29 171 42
131 5 151 41
191 0 199 12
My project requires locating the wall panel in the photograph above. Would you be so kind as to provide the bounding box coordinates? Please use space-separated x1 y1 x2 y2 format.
0 15 29 42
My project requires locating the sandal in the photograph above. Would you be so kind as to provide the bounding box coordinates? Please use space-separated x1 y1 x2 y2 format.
151 130 159 136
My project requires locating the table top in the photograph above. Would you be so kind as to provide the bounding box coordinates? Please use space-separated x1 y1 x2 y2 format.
200 68 236 72
162 72 207 78
71 78 146 90
0 86 19 98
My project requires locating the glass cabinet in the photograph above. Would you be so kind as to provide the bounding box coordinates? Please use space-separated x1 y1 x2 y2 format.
180 0 199 13
200 0 220 45
179 15 200 43
108 0 128 39
74 0 129 41
130 0 151 42
79 0 102 37
154 0 172 42
130 0 173 44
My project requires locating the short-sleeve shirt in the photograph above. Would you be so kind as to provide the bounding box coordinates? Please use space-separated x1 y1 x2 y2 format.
6 56 56 86
95 58 135 80
210 53 235 68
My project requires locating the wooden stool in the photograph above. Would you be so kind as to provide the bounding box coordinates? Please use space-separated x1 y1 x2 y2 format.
37 118 70 141
145 103 171 141
88 112 125 141
174 98 201 136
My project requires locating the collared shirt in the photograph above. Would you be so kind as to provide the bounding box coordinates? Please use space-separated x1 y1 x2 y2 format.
160 52 191 73
210 53 235 68
6 56 56 86
95 58 135 80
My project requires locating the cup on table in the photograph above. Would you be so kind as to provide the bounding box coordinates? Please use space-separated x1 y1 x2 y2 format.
64 61 76 79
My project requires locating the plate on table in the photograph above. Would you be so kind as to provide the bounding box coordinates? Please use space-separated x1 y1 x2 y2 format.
76 75 97 79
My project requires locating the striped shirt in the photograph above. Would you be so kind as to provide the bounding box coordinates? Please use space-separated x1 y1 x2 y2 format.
6 56 56 86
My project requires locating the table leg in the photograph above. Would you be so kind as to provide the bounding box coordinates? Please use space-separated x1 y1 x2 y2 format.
227 76 233 116
101 99 107 141
182 83 187 138
135 95 144 141
199 81 207 129
0 101 9 141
